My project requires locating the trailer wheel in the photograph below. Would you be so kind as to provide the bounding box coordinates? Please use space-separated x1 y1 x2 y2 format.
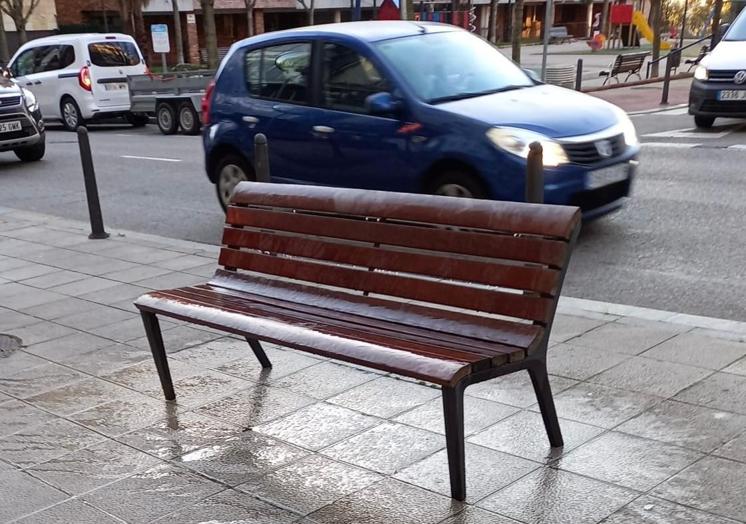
178 102 201 135
156 102 178 135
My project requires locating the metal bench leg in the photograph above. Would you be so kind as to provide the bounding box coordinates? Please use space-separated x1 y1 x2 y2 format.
140 311 175 401
442 382 466 501
246 337 272 368
528 362 563 448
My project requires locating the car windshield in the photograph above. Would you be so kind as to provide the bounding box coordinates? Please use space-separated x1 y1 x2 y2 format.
375 30 534 104
88 41 141 67
724 11 746 40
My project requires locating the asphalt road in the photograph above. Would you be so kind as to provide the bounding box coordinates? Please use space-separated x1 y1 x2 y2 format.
1 112 745 320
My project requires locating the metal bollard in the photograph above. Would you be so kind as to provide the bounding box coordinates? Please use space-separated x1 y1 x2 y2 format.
253 133 270 182
526 142 544 204
76 127 109 240
660 50 677 105
575 58 583 91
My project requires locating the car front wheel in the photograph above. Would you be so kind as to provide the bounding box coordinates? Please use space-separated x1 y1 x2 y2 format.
694 115 715 128
215 154 253 210
60 97 83 131
427 170 488 199
14 136 45 162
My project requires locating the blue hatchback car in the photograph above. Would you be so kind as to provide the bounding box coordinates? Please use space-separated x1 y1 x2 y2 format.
203 21 640 216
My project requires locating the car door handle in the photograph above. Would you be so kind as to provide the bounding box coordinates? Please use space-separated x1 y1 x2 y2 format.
242 116 259 124
33 81 41 85
25 82 32 86
312 125 335 134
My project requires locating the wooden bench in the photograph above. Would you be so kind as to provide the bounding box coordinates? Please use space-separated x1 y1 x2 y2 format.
686 44 708 71
599 52 650 85
134 182 581 501
549 26 572 44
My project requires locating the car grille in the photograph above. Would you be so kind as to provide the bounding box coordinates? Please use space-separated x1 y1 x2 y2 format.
562 134 626 165
700 100 746 113
708 70 741 82
0 96 21 107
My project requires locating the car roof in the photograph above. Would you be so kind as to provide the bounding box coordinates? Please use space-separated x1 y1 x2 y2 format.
18 33 135 46
239 21 460 47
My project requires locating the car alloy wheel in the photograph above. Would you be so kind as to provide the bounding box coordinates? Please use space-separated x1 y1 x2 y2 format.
435 183 474 198
62 101 80 130
218 163 248 207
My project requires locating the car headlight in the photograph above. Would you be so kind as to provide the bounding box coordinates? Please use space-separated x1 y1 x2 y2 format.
613 109 638 147
21 88 38 112
694 65 708 81
486 127 569 167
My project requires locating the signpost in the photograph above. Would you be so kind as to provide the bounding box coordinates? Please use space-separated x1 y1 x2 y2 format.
540 0 553 80
151 24 170 73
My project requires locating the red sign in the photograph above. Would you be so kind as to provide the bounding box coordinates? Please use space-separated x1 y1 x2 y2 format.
610 4 633 25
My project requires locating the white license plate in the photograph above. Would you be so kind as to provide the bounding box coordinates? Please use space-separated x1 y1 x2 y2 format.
0 121 22 133
717 90 746 101
104 83 127 91
588 164 629 189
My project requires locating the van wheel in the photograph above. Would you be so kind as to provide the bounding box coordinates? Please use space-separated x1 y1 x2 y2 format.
14 137 45 162
215 154 253 211
126 112 150 127
178 102 200 135
156 102 178 135
60 97 83 131
427 171 488 199
694 115 715 129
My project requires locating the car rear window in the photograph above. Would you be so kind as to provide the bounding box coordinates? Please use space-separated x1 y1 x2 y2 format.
88 41 141 67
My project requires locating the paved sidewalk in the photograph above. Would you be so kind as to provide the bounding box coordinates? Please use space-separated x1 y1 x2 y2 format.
589 77 693 113
1 207 746 524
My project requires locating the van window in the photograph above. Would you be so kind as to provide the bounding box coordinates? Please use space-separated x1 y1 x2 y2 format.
11 48 37 76
724 11 746 40
36 45 76 72
88 41 141 67
322 44 389 113
244 43 311 104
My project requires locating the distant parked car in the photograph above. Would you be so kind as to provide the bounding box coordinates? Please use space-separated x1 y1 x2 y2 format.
203 22 640 216
0 73 45 162
7 33 149 131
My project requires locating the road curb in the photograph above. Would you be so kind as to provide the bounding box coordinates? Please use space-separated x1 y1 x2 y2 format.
627 103 688 116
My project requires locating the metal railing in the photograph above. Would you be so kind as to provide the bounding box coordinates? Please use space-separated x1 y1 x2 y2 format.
645 34 711 79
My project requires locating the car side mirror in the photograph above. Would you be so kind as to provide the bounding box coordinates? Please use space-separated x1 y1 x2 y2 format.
365 92 402 116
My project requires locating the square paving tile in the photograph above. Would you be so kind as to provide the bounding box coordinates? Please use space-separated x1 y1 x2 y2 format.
152 488 300 523
477 468 637 524
83 463 224 524
0 308 39 331
617 400 746 452
102 359 198 394
27 438 163 495
25 377 138 416
0 469 68 522
273 361 378 400
641 333 746 370
216 347 322 383
395 443 538 503
652 457 746 522
602 495 741 524
548 382 663 429
70 396 173 437
0 418 106 468
714 432 746 463
6 321 78 346
88 316 171 344
589 357 712 397
58 343 151 376
118 411 241 459
308 478 461 524
0 351 48 379
19 270 88 290
547 343 631 380
239 455 382 515
440 507 522 523
13 499 125 523
467 411 604 463
571 321 682 355
128 325 223 353
25 331 116 361
394 396 518 437
21 296 101 320
174 431 308 486
466 372 578 409
255 402 379 451
102 264 173 284
49 277 122 297
197 383 316 428
78 283 151 306
322 422 444 475
549 314 611 344
674 372 746 415
328 376 441 418
0 399 58 437
0 362 86 399
2 286 67 310
722 357 746 376
170 337 252 368
0 263 60 281
559 431 703 491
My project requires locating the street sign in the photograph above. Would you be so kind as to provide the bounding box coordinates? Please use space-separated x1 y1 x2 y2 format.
151 24 170 54
186 13 196 24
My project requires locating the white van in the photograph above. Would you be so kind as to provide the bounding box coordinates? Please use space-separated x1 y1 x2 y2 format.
7 33 149 131
690 10 746 128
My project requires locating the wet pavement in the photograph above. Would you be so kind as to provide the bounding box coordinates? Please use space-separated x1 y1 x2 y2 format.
1 207 746 523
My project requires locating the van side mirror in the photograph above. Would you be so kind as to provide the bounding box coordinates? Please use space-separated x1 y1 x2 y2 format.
365 92 402 116
523 68 542 84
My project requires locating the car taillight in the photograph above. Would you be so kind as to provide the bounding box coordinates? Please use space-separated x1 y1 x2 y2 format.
78 66 92 91
202 79 215 126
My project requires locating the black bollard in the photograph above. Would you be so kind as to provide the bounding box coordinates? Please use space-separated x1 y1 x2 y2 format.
575 58 583 91
77 127 109 240
660 50 677 105
254 133 270 182
526 142 544 204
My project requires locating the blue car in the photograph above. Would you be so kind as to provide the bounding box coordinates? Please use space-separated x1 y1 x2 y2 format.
202 21 639 216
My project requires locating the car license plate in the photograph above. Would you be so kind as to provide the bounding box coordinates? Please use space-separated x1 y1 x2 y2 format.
104 83 127 91
0 121 22 133
717 90 746 101
588 164 629 189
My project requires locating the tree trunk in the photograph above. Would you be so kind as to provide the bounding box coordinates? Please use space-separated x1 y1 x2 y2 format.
601 0 610 36
711 0 723 47
511 0 524 63
308 0 315 24
10 14 27 44
246 0 254 37
202 0 218 68
0 13 9 63
119 0 133 35
172 0 185 64
132 1 149 63
488 0 498 42
651 0 662 76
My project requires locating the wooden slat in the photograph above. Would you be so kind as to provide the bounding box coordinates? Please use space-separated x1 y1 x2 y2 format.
218 249 552 322
221 228 560 295
230 182 581 240
225 207 569 268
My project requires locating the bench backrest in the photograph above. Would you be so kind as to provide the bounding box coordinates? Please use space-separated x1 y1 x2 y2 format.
220 182 580 327
613 52 648 73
